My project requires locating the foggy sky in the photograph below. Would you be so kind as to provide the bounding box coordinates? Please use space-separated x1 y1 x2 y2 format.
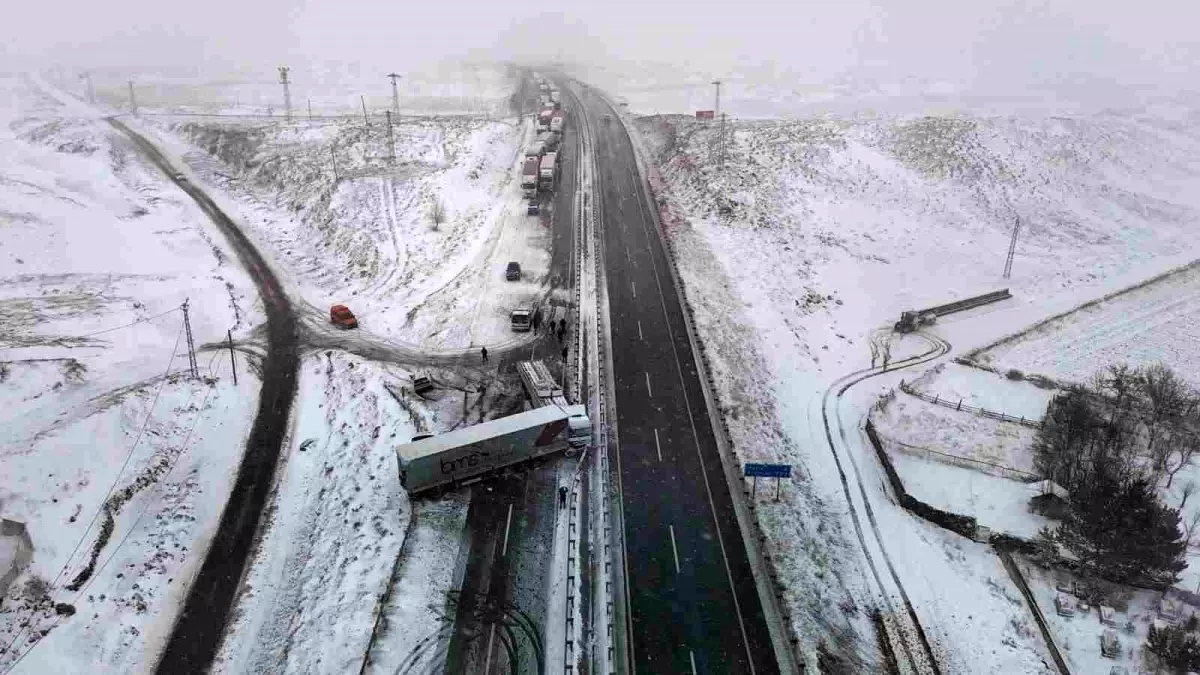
5 0 1198 104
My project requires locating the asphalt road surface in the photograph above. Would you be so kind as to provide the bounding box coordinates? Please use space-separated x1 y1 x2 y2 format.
107 118 302 674
575 91 780 674
443 83 580 674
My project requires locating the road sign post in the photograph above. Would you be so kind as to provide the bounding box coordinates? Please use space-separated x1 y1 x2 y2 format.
744 463 792 503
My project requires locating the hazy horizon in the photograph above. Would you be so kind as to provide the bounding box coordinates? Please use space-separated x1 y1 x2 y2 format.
6 0 1198 113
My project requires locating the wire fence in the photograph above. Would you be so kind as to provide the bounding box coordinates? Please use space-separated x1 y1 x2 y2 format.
899 379 1043 429
872 426 1042 483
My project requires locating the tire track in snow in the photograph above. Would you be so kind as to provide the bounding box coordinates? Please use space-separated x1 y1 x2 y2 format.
818 332 949 675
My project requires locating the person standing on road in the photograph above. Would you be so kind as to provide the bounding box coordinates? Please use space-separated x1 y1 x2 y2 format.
481 347 488 363
532 311 541 333
558 486 568 508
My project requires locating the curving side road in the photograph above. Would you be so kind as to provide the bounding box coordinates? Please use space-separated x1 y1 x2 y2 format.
820 332 949 674
106 118 302 674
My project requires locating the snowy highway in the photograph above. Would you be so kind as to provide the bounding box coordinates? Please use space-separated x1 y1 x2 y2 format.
571 85 782 673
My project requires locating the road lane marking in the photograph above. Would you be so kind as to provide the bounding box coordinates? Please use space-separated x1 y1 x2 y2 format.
669 525 681 573
631 280 637 298
690 651 698 674
625 162 759 673
654 428 662 462
484 623 498 674
502 503 514 557
645 372 652 397
638 320 644 340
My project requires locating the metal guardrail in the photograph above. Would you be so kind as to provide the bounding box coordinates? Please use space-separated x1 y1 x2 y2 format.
899 380 1043 428
561 82 616 675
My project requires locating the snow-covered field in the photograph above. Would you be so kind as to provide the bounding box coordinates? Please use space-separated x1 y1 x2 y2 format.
630 101 1200 670
0 75 259 672
969 259 1200 387
129 110 549 353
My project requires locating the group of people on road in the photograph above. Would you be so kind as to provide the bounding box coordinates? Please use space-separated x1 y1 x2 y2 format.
479 317 571 364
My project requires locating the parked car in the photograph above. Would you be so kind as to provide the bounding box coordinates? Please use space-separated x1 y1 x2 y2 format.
527 200 540 215
506 262 521 281
330 304 358 328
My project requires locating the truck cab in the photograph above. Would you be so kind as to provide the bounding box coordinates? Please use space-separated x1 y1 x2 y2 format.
566 414 592 448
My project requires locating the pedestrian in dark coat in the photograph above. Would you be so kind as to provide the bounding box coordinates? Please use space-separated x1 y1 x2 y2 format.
558 486 568 508
481 347 488 363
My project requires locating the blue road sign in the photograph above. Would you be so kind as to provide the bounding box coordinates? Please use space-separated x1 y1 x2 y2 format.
744 463 792 479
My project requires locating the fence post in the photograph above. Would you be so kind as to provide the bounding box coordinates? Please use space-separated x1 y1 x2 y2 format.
957 398 962 411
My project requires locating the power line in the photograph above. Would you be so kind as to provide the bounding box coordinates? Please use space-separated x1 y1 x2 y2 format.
1 380 217 675
0 322 185 662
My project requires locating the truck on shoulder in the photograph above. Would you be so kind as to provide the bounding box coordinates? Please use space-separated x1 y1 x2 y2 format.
397 404 591 495
518 359 571 408
538 152 557 192
521 156 539 198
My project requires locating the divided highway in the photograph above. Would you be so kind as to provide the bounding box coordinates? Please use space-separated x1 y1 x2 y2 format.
573 89 780 673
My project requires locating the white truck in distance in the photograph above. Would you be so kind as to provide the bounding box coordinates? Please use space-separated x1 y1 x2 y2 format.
397 404 591 495
550 113 564 133
521 156 539 199
539 152 557 192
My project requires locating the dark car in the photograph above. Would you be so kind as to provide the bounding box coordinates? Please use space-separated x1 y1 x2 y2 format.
506 261 521 281
527 200 540 215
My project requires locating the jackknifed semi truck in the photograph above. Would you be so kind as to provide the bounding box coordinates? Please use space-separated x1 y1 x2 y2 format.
397 404 591 495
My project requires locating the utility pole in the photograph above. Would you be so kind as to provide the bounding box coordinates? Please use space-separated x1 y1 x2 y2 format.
307 98 312 121
330 143 340 181
385 110 395 162
712 79 722 121
80 72 95 104
181 299 198 379
361 95 370 127
1003 217 1021 279
127 79 137 115
278 66 292 122
226 329 238 385
719 113 728 168
387 72 402 114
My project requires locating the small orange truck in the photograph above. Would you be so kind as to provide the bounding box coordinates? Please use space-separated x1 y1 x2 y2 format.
330 304 358 329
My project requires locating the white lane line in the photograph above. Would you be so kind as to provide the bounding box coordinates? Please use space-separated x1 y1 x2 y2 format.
669 525 681 573
631 280 637 298
654 428 662 462
484 623 498 674
690 650 698 674
645 372 652 397
638 320 644 340
502 503 514 557
625 163 758 673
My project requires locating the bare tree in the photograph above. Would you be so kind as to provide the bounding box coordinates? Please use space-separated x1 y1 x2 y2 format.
1181 482 1197 513
879 336 893 372
428 197 446 230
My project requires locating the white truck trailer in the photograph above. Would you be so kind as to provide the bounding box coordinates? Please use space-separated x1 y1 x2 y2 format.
397 404 591 494
550 113 564 133
521 156 539 198
518 360 570 408
538 152 557 191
